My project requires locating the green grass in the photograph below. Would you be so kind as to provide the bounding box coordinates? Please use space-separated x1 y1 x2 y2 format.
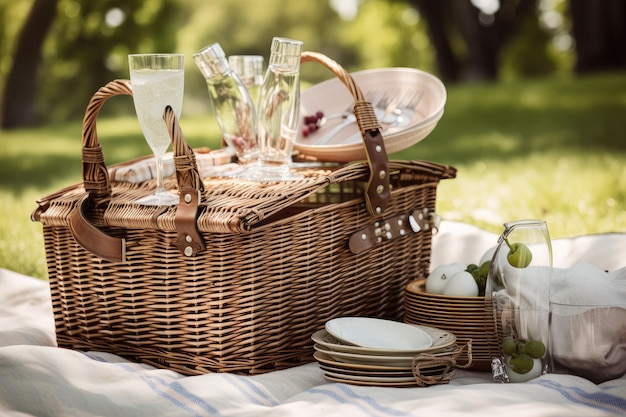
1 72 625 280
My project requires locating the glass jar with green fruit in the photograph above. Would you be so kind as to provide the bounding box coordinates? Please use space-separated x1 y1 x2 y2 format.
485 219 553 383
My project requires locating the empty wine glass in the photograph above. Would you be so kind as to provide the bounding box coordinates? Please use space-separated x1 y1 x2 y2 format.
128 53 184 205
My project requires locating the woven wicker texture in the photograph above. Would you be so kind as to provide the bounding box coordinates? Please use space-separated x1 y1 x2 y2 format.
33 52 456 375
404 279 498 371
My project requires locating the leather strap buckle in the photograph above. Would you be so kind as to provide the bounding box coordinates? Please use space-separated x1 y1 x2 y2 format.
349 208 441 255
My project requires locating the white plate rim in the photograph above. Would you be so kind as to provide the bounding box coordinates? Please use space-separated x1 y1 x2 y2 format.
313 351 413 371
311 326 456 356
322 369 417 383
314 343 415 366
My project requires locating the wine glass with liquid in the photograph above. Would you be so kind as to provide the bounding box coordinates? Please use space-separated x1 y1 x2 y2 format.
128 53 184 205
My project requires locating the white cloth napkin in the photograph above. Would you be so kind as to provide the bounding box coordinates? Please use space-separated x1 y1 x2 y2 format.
494 262 626 383
550 263 626 383
108 148 239 183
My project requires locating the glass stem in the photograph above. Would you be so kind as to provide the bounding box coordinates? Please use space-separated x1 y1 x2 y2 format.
154 152 166 194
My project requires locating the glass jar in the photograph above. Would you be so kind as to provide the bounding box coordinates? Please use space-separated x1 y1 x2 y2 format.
486 219 553 383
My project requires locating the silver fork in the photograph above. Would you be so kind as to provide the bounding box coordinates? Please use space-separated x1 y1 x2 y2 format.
313 92 386 146
320 104 353 124
340 89 425 144
315 110 356 145
387 90 424 128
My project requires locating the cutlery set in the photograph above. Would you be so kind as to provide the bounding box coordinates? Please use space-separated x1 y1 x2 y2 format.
313 88 424 145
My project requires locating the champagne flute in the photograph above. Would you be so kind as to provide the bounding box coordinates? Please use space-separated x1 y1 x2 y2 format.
228 55 264 105
128 53 184 205
253 37 303 181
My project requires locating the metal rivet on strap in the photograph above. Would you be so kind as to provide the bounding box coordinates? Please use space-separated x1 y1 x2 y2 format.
376 184 385 194
375 145 382 153
361 233 367 241
185 235 192 243
184 246 193 257
376 206 382 214
379 170 386 180
184 193 192 203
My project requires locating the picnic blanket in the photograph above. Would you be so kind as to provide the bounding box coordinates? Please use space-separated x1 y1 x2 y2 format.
1 221 625 417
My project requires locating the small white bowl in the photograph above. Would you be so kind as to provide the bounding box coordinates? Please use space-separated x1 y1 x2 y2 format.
295 67 447 162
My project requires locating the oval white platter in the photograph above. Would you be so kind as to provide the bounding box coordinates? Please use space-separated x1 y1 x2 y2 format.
325 317 433 350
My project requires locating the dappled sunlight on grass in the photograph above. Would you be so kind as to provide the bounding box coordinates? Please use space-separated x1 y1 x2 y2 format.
1 72 624 279
436 152 626 238
0 192 47 279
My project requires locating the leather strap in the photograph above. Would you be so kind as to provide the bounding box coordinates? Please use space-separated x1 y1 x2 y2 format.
362 128 390 216
173 187 205 256
69 195 126 262
349 208 440 255
353 100 390 216
300 53 392 217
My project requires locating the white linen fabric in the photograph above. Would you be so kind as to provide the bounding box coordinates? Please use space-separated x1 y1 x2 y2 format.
108 148 238 183
1 221 626 417
491 262 626 383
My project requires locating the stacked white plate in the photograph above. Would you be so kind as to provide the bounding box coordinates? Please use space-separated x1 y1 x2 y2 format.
312 317 458 387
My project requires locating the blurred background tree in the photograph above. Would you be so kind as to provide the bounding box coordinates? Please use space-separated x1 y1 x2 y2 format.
0 0 624 128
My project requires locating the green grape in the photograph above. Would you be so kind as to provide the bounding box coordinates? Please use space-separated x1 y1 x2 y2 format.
471 269 481 282
502 336 517 356
478 260 490 278
469 261 490 295
507 242 532 268
522 340 546 359
509 353 534 374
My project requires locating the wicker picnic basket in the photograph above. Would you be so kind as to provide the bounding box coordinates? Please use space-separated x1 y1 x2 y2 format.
32 51 456 375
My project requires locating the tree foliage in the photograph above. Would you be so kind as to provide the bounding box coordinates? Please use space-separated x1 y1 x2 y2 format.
39 0 184 121
1 0 621 128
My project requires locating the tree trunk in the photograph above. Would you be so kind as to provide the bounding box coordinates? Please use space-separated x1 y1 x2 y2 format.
1 0 58 129
409 0 536 82
409 0 460 83
569 0 626 73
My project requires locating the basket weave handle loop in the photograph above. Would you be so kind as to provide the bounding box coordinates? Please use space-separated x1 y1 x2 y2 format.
81 79 132 202
70 80 205 262
301 51 391 216
164 105 206 256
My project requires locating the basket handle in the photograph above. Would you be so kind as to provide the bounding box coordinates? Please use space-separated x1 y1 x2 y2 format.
300 51 391 216
69 80 205 262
